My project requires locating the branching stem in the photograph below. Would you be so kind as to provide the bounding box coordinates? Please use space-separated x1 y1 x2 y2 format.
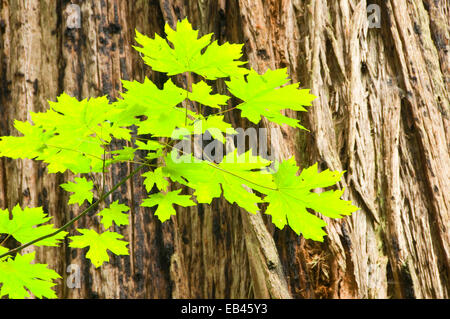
0 163 146 259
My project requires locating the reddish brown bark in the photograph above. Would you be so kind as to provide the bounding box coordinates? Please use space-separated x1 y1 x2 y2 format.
0 0 448 298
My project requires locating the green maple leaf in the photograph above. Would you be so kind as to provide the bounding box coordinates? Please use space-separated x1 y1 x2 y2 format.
142 167 169 192
215 150 274 213
98 122 131 142
34 94 129 173
41 93 130 143
98 201 130 229
141 189 195 222
0 93 131 175
144 148 164 161
118 78 185 117
60 177 94 205
135 140 165 161
163 150 272 213
116 78 199 138
190 115 236 143
135 140 164 151
162 154 218 203
0 120 53 160
68 229 129 268
0 205 67 247
188 81 229 109
264 158 359 241
107 146 136 164
0 252 61 299
134 18 248 79
138 106 196 137
226 68 316 129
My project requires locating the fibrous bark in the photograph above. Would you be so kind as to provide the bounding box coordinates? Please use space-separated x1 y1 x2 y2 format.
0 0 448 299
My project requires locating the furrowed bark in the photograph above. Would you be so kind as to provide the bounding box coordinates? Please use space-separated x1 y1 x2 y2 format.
0 0 447 299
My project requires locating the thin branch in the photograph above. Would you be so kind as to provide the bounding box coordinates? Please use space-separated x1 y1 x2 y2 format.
0 234 11 247
210 105 239 116
0 163 147 259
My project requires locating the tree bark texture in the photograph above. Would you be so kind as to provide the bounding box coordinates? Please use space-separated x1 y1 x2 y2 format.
0 0 448 299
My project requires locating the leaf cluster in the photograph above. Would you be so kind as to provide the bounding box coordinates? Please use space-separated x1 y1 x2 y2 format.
0 19 358 298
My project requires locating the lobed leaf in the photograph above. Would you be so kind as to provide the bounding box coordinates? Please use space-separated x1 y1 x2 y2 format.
0 252 61 299
134 18 248 79
162 150 273 213
142 167 169 192
0 93 131 174
141 189 195 222
264 158 359 241
98 201 130 229
188 81 229 109
226 68 316 129
60 177 94 206
0 205 67 247
68 229 129 268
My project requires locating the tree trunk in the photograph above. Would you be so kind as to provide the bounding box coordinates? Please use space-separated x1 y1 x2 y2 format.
0 0 448 299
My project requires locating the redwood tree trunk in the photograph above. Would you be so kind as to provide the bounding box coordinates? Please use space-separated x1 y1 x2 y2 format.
0 0 448 299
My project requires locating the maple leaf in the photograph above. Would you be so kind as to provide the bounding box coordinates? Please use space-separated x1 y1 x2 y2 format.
0 120 54 160
98 122 131 142
134 140 165 161
68 229 129 268
264 158 359 241
0 205 67 247
144 148 164 161
115 77 199 137
138 106 196 137
163 150 273 213
134 18 248 79
98 201 130 229
119 78 185 117
135 140 164 151
0 93 132 175
162 154 220 203
190 115 236 143
215 150 274 213
188 81 229 109
0 252 61 299
226 68 316 129
142 167 169 192
107 146 136 164
34 94 129 173
141 189 195 222
60 177 94 205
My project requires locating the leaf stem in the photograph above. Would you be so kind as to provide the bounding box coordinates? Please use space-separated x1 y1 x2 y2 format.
212 105 238 116
0 234 11 247
184 71 193 126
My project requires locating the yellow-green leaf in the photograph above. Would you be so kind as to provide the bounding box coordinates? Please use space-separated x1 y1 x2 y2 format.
98 201 130 229
141 189 195 222
68 229 129 268
264 158 359 241
0 252 61 299
134 19 248 79
60 177 94 205
0 205 67 247
226 68 316 129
